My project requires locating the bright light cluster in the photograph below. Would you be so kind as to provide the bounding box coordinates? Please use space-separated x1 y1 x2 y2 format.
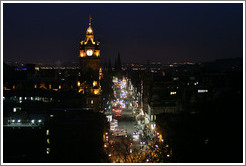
170 91 176 95
198 89 208 93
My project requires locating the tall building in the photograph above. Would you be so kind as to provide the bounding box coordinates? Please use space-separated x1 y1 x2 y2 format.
78 17 102 111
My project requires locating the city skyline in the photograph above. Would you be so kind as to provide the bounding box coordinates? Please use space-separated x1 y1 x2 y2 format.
2 1 244 163
3 3 243 64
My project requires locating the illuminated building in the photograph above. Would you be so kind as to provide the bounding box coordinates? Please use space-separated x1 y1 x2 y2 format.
78 17 102 111
79 17 100 82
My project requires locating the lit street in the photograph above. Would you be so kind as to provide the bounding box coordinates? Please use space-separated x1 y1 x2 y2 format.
103 76 154 162
3 3 243 163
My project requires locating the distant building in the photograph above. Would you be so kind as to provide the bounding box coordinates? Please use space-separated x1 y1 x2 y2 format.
3 108 108 163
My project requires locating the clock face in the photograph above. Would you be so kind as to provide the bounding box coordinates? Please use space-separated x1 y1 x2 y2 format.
86 50 93 56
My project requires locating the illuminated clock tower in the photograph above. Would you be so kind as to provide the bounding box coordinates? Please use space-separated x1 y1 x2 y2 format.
79 17 102 111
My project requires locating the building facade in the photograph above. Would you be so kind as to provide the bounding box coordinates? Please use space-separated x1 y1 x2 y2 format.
78 17 102 111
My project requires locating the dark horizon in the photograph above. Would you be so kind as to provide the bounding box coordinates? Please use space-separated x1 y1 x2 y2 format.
3 3 243 64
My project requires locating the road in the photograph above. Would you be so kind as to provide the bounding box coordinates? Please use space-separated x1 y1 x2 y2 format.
103 76 172 163
103 76 150 163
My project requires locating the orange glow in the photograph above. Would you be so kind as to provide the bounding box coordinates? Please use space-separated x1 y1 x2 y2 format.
49 84 52 89
84 39 95 45
3 86 10 90
59 85 61 89
99 68 103 80
94 89 99 95
93 81 97 87
34 84 37 88
159 134 163 142
77 81 81 86
87 26 93 33
80 52 85 57
40 83 47 89
78 88 84 94
95 50 100 57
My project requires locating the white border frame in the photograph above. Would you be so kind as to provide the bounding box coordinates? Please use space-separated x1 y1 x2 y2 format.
1 1 245 165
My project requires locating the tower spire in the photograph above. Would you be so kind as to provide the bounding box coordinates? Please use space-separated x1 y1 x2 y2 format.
89 15 92 26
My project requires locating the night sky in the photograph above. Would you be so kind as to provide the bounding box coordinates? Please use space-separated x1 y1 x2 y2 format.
3 3 243 64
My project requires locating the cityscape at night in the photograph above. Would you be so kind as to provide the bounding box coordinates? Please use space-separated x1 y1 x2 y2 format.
2 2 244 164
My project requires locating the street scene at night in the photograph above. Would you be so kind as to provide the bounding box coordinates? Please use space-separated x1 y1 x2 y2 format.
2 2 244 164
103 76 172 162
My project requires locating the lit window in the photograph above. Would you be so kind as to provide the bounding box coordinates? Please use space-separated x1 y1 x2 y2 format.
170 92 176 95
46 130 50 135
93 81 97 87
95 51 100 57
198 89 208 93
13 108 16 112
91 100 94 104
80 52 85 57
46 148 50 154
94 89 99 95
77 81 80 86
47 139 50 144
